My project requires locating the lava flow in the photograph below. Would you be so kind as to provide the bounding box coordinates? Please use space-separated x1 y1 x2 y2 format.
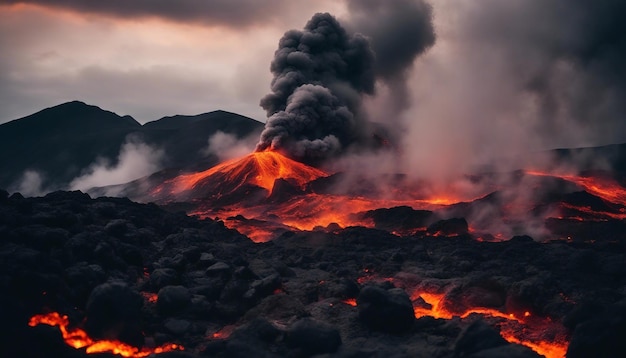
526 170 626 206
410 290 568 358
152 150 328 199
29 312 183 357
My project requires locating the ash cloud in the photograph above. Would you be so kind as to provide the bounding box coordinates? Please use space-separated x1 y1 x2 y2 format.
256 13 376 162
458 0 626 144
346 0 435 112
256 7 435 162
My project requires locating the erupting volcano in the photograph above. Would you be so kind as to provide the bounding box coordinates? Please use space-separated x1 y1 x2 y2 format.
152 151 328 203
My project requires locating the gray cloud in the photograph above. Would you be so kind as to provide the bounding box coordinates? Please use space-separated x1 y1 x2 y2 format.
256 13 376 162
458 0 626 144
0 0 320 27
346 0 435 112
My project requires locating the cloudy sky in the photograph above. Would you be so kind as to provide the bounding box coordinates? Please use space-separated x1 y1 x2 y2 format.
1 0 625 174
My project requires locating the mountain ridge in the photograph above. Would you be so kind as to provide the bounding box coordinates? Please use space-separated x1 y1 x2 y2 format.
0 101 264 191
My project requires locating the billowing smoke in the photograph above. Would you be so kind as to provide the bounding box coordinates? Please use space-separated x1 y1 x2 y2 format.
256 3 436 163
346 0 435 113
256 12 376 162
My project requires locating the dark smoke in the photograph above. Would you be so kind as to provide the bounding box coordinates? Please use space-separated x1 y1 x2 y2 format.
256 13 376 162
461 0 626 144
257 5 436 162
346 0 435 112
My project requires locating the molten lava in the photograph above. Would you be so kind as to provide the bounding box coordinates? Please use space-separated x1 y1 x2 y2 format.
153 151 328 199
526 170 626 206
29 312 183 357
410 290 568 358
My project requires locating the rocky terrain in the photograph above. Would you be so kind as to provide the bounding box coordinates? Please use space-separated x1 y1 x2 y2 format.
1 189 625 357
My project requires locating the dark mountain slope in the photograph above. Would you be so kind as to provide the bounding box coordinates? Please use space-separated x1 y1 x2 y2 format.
0 102 264 190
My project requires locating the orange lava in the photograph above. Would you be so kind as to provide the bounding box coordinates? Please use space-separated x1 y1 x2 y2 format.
28 312 183 357
141 292 158 304
526 170 626 206
341 298 357 306
153 151 327 197
410 291 568 358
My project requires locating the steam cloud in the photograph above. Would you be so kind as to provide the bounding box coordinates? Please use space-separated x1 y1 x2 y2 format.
256 5 435 162
70 138 164 194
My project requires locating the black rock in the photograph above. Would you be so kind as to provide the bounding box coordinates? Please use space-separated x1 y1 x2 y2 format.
157 285 192 315
150 268 180 289
357 285 415 333
85 281 144 346
286 318 342 355
454 319 508 357
427 218 469 236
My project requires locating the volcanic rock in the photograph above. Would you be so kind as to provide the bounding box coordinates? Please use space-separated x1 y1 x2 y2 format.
84 281 144 345
357 285 415 333
285 318 342 355
157 285 192 315
427 218 469 237
150 268 180 289
566 301 626 358
467 344 542 358
454 319 508 356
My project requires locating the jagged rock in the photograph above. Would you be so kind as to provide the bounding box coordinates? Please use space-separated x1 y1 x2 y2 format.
157 285 192 315
286 318 342 355
357 285 415 333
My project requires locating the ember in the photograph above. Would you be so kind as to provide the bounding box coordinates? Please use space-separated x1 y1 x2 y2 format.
28 312 183 357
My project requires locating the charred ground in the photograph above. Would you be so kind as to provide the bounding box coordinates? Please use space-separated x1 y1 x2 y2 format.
1 189 625 357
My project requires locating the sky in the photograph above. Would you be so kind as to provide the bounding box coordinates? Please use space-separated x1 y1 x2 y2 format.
1 0 626 175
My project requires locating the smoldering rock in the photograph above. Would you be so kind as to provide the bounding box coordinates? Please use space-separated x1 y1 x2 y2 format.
357 285 415 333
84 281 144 345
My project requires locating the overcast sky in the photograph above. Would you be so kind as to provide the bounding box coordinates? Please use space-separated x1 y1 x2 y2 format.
1 0 625 164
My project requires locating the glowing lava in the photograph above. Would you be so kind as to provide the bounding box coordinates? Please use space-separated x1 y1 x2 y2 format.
29 312 183 357
153 151 328 198
526 170 626 206
411 290 568 358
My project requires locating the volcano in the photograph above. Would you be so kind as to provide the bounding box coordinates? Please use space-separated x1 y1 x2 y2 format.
151 151 328 204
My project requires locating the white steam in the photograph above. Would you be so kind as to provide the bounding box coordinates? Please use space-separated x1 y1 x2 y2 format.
202 131 258 161
70 139 164 193
10 170 47 197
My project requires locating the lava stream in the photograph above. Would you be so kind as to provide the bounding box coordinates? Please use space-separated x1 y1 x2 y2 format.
29 312 183 357
526 170 626 206
411 291 568 358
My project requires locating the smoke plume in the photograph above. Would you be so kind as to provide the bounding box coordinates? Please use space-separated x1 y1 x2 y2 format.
346 0 435 113
256 12 376 162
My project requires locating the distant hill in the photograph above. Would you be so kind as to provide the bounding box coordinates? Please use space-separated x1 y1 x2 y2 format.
0 101 264 190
